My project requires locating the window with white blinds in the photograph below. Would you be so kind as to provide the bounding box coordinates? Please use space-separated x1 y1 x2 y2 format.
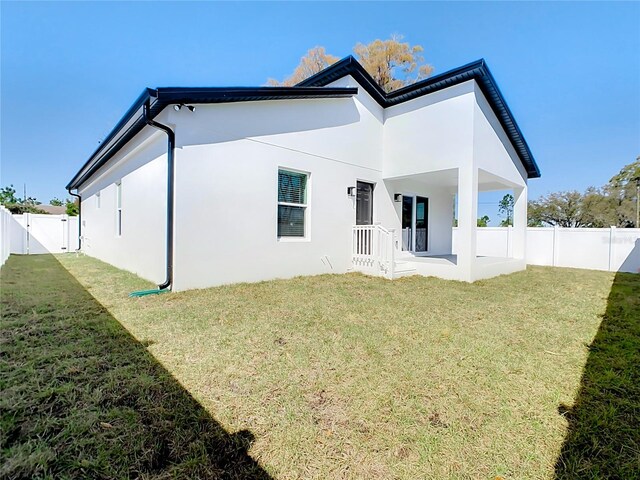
278 169 308 237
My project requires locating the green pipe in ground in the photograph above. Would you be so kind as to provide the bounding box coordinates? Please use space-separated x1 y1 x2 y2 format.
129 289 169 298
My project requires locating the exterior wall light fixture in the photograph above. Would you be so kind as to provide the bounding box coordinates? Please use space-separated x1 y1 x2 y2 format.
174 104 196 112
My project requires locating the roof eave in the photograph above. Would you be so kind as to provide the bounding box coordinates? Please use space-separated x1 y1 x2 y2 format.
67 87 357 191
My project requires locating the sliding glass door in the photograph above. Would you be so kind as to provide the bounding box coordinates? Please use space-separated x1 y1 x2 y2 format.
401 195 429 252
402 196 413 251
415 196 428 252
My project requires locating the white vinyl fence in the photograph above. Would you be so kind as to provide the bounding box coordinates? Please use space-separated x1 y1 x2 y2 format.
6 213 79 257
2 213 639 275
0 206 12 267
453 226 640 273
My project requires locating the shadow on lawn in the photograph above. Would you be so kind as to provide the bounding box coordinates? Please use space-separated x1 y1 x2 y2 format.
0 255 272 479
554 271 640 479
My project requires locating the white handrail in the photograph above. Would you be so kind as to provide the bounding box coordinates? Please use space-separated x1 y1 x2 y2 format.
352 225 396 279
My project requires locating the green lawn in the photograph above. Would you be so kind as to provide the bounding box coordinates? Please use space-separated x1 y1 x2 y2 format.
1 254 638 479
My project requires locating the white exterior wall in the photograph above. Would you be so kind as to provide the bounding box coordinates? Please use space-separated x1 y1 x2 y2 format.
171 93 394 291
472 85 527 188
383 81 476 178
78 117 170 284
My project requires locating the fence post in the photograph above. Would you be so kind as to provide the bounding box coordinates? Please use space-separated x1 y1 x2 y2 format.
608 226 616 272
552 225 560 267
25 213 30 255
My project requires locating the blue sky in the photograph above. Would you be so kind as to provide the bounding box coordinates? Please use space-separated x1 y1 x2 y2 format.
2 1 639 223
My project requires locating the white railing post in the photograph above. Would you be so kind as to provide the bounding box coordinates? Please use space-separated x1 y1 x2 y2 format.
389 229 395 280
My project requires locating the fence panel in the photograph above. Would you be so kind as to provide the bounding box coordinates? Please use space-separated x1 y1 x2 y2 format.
526 228 555 266
475 227 510 257
0 206 11 266
3 213 79 256
556 228 610 271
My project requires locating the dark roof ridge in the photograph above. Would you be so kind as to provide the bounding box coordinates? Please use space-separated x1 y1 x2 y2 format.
298 56 540 178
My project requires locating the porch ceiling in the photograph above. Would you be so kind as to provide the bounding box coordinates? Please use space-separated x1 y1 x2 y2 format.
384 168 522 192
478 169 523 191
384 168 459 188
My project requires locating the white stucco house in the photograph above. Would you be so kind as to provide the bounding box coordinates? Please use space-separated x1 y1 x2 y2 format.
66 56 540 292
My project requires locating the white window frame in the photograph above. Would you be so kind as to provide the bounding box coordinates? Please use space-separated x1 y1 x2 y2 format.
277 167 310 241
96 190 101 208
115 182 122 237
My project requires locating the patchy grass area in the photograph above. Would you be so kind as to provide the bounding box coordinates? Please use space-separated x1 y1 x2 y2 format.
2 254 638 479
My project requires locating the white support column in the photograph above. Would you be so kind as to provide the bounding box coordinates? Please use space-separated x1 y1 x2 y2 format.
512 185 527 260
457 166 478 281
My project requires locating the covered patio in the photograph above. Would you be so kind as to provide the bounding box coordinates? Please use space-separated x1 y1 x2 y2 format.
379 164 528 282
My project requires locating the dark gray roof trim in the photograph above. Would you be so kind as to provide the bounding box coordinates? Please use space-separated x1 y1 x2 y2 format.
67 86 357 190
299 56 540 178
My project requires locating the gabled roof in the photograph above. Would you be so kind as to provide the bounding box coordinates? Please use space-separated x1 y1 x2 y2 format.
299 56 540 178
67 86 357 190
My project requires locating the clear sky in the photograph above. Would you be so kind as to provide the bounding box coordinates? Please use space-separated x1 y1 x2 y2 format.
1 1 639 222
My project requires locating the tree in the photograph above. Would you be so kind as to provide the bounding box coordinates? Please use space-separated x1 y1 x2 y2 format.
528 190 589 227
528 190 608 228
0 185 18 205
353 35 433 93
477 215 490 227
268 47 339 86
498 194 514 226
603 157 640 227
268 35 434 92
0 184 45 214
65 198 79 216
50 198 64 206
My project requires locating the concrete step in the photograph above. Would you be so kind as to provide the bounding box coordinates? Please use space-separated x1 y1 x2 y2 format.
393 260 417 278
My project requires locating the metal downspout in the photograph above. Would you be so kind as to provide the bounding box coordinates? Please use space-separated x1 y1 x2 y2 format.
67 189 82 251
143 100 175 291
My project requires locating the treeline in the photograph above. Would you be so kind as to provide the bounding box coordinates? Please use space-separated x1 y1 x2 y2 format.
0 185 78 216
528 158 639 227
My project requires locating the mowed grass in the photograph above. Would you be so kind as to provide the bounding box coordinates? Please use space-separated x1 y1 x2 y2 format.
2 254 638 479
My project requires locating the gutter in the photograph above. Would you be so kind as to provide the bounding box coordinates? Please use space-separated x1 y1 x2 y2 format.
143 100 175 291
